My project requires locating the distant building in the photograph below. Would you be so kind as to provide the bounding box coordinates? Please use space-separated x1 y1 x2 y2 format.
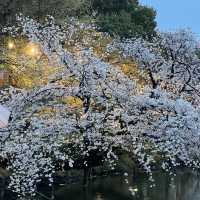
0 70 9 88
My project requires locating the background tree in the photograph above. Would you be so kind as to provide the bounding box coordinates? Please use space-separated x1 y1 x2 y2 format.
90 0 157 39
0 0 89 26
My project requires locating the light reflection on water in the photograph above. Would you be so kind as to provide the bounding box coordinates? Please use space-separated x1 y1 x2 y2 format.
55 170 200 200
95 193 104 200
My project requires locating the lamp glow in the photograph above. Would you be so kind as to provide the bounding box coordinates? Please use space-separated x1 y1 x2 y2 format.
8 42 15 49
30 47 36 54
26 43 40 57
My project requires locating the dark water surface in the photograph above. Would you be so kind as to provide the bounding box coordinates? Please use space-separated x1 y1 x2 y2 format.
4 169 200 199
54 170 200 200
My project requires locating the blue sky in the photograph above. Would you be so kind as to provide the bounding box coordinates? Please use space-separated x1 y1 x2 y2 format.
139 0 200 37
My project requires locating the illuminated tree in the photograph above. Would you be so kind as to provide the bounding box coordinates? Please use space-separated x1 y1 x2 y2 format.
0 16 200 199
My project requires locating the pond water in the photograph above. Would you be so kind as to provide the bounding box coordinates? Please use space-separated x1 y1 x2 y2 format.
54 170 200 200
4 169 200 199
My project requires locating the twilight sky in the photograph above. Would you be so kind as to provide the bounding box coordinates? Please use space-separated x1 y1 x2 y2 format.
139 0 200 37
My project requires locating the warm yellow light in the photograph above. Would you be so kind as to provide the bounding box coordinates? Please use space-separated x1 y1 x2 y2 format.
25 43 40 57
8 42 15 49
30 47 36 54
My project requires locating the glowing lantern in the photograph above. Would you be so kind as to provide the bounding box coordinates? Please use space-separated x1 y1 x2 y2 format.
30 47 36 54
0 105 10 128
26 43 40 57
8 41 15 49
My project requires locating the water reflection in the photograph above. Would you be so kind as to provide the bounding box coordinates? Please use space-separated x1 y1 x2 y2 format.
55 170 200 200
95 193 104 200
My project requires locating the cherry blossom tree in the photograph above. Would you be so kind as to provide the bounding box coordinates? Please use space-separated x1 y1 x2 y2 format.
0 16 200 199
109 30 200 103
